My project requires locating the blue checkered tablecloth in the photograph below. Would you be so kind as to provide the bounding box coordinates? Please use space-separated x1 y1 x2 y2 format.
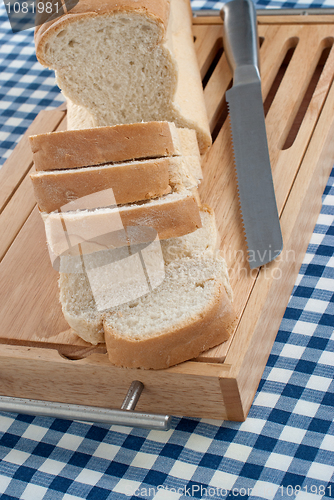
0 1 333 499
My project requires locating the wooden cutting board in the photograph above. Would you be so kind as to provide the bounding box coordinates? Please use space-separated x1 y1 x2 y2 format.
0 15 334 420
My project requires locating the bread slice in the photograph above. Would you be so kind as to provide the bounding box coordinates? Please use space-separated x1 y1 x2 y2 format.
103 256 235 369
29 121 182 172
34 0 212 153
43 191 202 259
58 207 234 350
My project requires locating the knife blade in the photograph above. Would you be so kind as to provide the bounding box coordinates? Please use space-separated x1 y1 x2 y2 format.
221 0 283 269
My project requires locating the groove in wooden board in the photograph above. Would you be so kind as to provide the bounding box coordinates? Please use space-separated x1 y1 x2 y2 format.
203 51 231 133
267 28 334 210
193 25 223 79
0 110 68 261
0 172 36 262
224 80 334 414
257 25 298 99
266 26 330 151
0 109 65 213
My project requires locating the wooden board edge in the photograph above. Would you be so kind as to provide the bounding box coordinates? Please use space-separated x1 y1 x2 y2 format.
0 344 234 420
192 14 334 25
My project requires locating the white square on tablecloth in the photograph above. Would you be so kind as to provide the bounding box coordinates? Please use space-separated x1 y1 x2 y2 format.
279 425 307 444
169 461 197 480
0 476 11 494
21 484 48 500
251 480 279 499
317 277 334 291
292 321 317 336
3 449 30 466
93 442 120 461
293 400 320 418
131 452 157 470
239 417 266 435
22 424 48 442
306 375 332 392
320 433 334 451
265 452 293 471
253 392 280 408
17 103 35 113
7 87 24 96
19 75 36 84
185 433 212 453
57 434 84 451
307 462 334 482
304 298 328 314
113 478 141 497
309 232 325 245
0 416 14 433
322 193 334 206
280 344 305 359
146 428 173 443
38 458 65 475
295 492 323 500
318 350 334 367
0 131 10 141
153 489 182 500
224 443 252 462
75 469 103 486
209 470 238 490
267 367 293 383
317 214 334 227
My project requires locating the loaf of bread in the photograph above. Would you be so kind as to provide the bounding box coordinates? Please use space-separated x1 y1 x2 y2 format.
34 0 212 153
31 0 236 369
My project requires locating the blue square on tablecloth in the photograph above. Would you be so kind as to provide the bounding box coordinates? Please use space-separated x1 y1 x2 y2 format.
49 476 73 493
160 443 183 460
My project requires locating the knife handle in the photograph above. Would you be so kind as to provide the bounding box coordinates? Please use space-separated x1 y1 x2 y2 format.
221 0 260 75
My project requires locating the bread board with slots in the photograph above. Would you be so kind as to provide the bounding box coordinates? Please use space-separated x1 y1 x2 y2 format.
1 14 334 421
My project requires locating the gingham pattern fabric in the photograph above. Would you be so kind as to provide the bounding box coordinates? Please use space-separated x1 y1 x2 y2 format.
0 1 333 499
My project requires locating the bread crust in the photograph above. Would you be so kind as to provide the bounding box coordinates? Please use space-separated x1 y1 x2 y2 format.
35 0 170 66
104 282 237 369
30 158 172 212
30 122 181 171
118 194 202 241
44 193 202 258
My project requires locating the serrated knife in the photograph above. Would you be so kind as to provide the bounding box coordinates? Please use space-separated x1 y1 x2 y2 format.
221 0 283 269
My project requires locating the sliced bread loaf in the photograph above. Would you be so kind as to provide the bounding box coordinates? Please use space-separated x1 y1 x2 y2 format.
34 0 211 153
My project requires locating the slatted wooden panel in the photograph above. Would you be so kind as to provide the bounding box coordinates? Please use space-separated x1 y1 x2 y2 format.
195 21 334 362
